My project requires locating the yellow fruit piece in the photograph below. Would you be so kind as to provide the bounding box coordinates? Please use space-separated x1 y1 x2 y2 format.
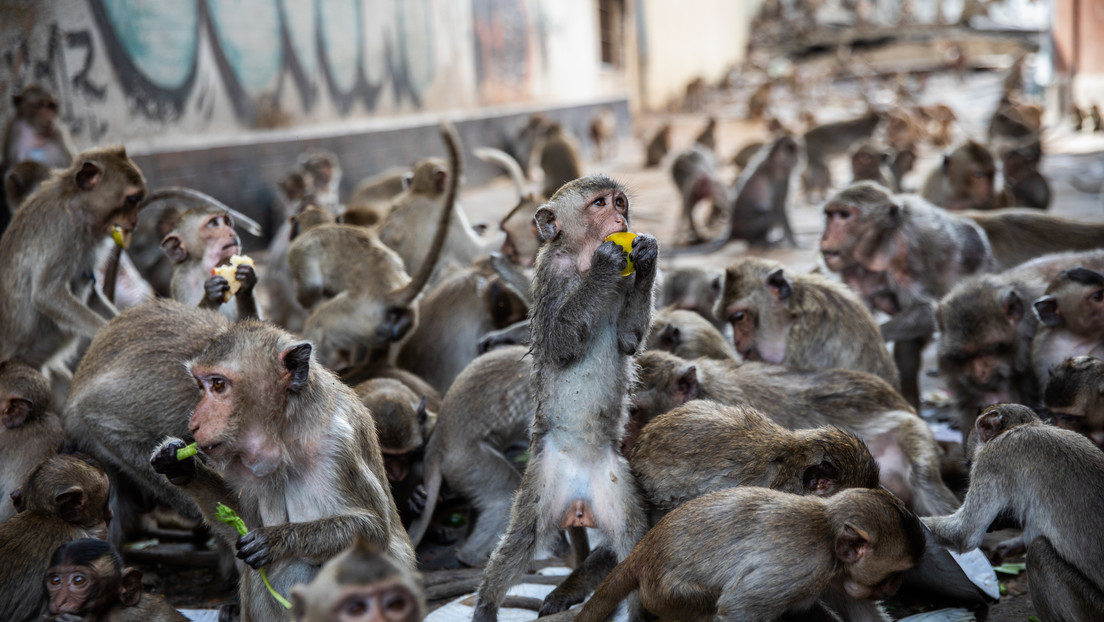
111 225 131 249
605 232 636 276
211 254 254 303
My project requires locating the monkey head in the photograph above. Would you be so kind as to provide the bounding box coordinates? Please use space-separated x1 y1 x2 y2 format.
972 403 1039 450
291 537 426 622
945 141 996 209
11 453 111 535
828 488 925 602
1033 267 1104 337
358 379 436 483
4 160 52 210
534 175 630 273
820 182 902 274
850 143 887 179
299 149 339 189
1043 356 1104 448
499 194 542 268
290 203 337 241
717 258 793 363
407 157 448 195
766 135 799 177
279 169 314 204
632 350 700 426
795 426 881 495
45 539 141 617
160 205 242 270
66 146 147 241
185 322 314 479
14 85 60 133
937 276 1024 404
0 358 52 429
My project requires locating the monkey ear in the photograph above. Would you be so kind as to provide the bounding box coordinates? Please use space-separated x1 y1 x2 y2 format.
75 161 102 191
675 365 700 403
119 568 143 607
282 343 312 393
1000 290 1024 326
10 489 23 513
975 410 1001 443
1033 296 1060 327
765 268 792 302
160 234 188 265
835 524 870 564
802 460 841 494
1 396 33 429
534 206 558 242
55 486 88 524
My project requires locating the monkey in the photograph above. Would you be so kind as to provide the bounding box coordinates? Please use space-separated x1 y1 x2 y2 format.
160 203 259 321
0 359 63 523
1072 104 1086 132
265 200 335 332
349 167 411 205
506 115 548 180
964 208 1104 271
1 86 74 183
669 134 800 253
576 487 925 622
683 77 706 112
589 107 617 162
474 146 544 268
1031 267 1104 383
730 140 763 171
298 148 343 216
295 126 461 372
149 319 416 622
43 538 188 621
884 109 924 153
1043 355 1104 448
850 141 893 189
405 346 535 565
539 122 583 199
645 307 737 361
290 537 426 622
0 146 146 380
801 110 883 202
988 96 1042 147
354 378 436 528
693 117 717 151
633 400 880 518
1000 138 1050 209
938 250 1104 437
923 103 957 148
717 257 900 389
632 350 959 516
924 404 1104 622
921 140 1009 211
0 453 111 622
1092 104 1103 132
378 152 488 288
472 175 658 622
643 124 671 168
668 145 729 244
656 265 724 328
395 254 529 395
4 159 52 212
746 82 772 122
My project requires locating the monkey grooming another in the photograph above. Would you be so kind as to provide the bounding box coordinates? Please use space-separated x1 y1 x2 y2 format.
1043 356 1104 448
576 487 925 622
925 404 1104 621
150 319 416 622
43 538 188 622
472 175 658 622
0 146 146 378
1031 267 1104 382
291 537 426 622
0 358 63 523
0 453 111 622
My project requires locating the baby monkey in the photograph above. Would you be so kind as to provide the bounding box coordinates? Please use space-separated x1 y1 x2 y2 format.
576 487 925 622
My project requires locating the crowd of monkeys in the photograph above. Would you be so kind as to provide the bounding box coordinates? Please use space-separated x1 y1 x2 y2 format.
1 50 1104 622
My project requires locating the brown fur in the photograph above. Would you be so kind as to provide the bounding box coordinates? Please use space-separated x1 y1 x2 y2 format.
0 359 62 523
1043 355 1104 449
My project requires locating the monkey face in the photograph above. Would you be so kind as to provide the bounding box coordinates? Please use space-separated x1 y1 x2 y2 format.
965 167 995 207
820 202 861 271
198 212 242 268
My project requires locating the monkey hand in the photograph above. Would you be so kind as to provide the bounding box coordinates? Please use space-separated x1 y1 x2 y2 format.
235 262 257 296
150 438 197 486
203 276 231 307
629 233 658 277
237 528 275 568
593 240 629 277
410 484 428 515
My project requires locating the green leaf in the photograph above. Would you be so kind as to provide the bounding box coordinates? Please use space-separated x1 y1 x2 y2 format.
993 562 1026 575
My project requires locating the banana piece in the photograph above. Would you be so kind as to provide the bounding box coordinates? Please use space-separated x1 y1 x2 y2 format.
211 254 255 303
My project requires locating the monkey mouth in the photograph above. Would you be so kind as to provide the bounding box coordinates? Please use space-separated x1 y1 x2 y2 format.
820 250 842 269
200 441 224 454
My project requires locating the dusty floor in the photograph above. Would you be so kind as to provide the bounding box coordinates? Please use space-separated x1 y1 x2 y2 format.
132 63 1104 620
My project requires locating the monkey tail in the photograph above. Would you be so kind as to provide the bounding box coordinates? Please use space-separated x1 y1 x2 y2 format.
393 122 462 305
575 555 639 622
405 442 443 548
474 146 526 200
141 187 264 236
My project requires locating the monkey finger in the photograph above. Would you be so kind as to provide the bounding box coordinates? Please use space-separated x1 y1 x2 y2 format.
204 276 230 302
410 485 428 515
595 240 629 273
236 531 273 568
235 264 257 289
150 439 196 485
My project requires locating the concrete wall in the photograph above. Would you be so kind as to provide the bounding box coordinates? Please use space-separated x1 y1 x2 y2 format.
635 0 759 111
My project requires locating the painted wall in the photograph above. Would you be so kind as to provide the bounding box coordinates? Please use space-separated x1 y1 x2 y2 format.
0 0 628 153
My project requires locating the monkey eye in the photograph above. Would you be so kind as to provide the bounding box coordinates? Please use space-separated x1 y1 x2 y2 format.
125 193 142 207
614 195 626 209
383 591 412 614
592 196 607 207
971 170 989 179
1091 290 1103 303
204 375 230 394
47 574 61 586
728 311 746 323
341 597 369 616
73 574 86 585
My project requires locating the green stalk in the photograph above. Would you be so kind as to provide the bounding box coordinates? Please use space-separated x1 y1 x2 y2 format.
175 443 198 461
215 503 291 609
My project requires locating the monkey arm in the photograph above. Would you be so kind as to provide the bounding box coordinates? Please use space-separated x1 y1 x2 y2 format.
617 234 659 354
878 301 936 343
35 270 110 339
234 264 260 320
237 513 390 568
534 248 624 365
921 482 1005 554
150 438 244 548
478 318 531 354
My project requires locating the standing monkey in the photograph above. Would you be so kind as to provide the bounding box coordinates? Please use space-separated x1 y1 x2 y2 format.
473 176 658 621
0 146 146 375
925 404 1104 621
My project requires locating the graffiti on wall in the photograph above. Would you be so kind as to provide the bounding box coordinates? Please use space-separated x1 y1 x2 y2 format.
471 0 534 104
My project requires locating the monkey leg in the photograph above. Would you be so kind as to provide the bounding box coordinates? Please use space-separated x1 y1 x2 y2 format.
1027 537 1104 622
893 336 926 408
473 467 547 622
540 546 618 615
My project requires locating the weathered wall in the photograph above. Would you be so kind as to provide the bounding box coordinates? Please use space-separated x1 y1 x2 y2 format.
1052 0 1104 109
